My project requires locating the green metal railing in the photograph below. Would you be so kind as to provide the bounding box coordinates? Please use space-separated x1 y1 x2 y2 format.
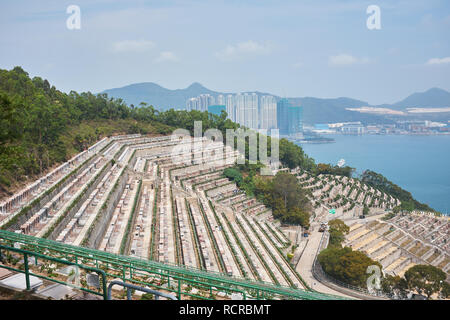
0 243 108 299
0 230 349 300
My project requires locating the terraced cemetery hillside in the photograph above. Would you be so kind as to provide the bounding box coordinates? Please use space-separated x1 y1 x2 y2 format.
344 213 449 279
295 169 401 221
0 134 309 298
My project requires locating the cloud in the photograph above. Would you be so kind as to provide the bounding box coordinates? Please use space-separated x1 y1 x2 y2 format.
292 61 303 69
112 40 155 53
426 57 450 65
328 54 370 66
215 40 272 61
154 51 179 63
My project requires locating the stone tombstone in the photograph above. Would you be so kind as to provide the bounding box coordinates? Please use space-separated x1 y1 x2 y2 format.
86 273 100 289
231 293 243 300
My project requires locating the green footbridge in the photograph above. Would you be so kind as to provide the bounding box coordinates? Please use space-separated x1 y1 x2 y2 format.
0 230 348 300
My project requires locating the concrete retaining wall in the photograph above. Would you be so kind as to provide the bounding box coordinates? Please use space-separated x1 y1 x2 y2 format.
7 155 99 231
48 162 113 241
86 171 129 249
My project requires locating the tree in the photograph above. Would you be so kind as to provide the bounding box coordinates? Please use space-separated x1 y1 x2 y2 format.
328 219 349 234
0 93 22 145
283 207 310 228
441 281 450 299
253 171 311 227
272 172 299 209
381 274 408 299
278 138 315 171
272 172 309 211
404 265 447 299
223 168 243 186
318 246 382 288
314 163 354 177
328 219 349 247
363 205 369 216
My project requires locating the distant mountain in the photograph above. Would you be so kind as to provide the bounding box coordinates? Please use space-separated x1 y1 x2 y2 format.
101 82 277 110
100 82 449 125
390 87 450 109
289 97 393 125
102 82 219 110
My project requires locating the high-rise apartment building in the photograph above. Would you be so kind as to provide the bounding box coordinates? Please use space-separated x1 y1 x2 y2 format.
259 95 277 130
288 105 303 134
186 94 215 111
187 97 198 111
233 93 258 129
225 94 235 121
235 93 245 126
277 98 290 135
277 98 302 135
187 93 278 131
245 93 258 129
217 94 225 106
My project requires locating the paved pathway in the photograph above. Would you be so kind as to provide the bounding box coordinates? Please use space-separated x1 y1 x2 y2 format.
295 222 354 299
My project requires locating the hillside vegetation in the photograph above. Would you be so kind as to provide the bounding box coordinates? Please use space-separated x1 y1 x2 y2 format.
224 166 311 227
0 67 174 196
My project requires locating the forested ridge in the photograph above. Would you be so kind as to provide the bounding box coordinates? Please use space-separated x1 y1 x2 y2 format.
0 66 434 214
0 66 169 196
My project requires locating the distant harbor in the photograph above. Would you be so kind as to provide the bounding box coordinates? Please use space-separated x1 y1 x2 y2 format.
305 120 450 136
288 131 335 144
293 137 335 144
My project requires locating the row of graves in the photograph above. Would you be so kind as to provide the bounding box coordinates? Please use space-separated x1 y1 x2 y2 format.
296 170 400 221
346 216 449 279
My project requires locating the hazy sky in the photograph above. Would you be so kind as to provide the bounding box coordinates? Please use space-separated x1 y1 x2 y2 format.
0 0 449 104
